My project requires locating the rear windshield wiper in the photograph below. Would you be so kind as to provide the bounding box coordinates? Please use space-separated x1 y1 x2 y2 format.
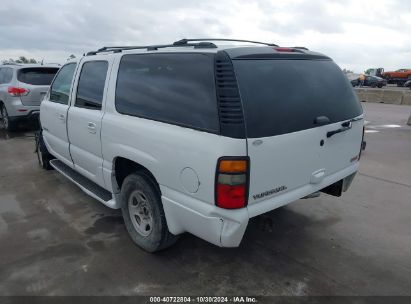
327 117 363 138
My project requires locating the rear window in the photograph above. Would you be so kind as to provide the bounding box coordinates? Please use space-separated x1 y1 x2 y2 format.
233 59 363 138
115 53 219 133
18 68 59 85
75 61 108 110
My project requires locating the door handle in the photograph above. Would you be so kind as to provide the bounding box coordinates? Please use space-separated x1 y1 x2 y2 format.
87 122 97 133
58 114 65 122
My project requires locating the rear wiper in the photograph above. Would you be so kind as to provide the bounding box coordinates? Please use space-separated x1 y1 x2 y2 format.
327 117 363 138
327 120 353 138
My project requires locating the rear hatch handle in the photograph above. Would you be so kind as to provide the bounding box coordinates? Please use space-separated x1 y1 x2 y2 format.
327 117 363 138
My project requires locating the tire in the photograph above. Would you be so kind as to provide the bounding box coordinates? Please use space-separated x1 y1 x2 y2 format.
0 104 17 131
377 84 383 88
37 131 54 170
121 172 179 252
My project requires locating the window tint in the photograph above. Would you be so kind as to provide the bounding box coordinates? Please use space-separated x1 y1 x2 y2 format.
50 63 77 105
75 61 108 110
115 53 219 132
233 59 363 138
18 68 59 85
0 68 13 84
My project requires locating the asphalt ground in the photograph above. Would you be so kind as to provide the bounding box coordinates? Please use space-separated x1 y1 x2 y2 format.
0 102 410 297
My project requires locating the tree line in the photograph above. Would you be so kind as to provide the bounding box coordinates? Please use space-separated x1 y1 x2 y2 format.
1 54 76 64
2 56 38 64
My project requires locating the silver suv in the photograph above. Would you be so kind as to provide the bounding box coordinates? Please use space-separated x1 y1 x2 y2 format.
0 63 60 130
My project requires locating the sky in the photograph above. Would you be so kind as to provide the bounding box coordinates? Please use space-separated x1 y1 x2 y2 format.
0 0 410 73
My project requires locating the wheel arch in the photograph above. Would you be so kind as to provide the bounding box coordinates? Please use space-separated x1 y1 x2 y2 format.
112 156 160 194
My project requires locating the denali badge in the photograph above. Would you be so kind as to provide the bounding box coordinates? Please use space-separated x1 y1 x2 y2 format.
253 186 287 200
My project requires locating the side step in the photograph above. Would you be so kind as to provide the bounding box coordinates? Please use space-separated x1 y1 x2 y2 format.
49 159 120 209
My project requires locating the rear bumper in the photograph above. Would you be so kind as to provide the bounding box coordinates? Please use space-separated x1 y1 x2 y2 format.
161 162 359 248
9 110 39 122
161 186 249 247
5 98 40 118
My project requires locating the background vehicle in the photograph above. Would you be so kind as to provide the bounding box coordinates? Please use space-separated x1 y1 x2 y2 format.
351 75 387 88
364 68 384 77
404 80 411 90
38 39 364 252
382 68 411 86
0 63 60 130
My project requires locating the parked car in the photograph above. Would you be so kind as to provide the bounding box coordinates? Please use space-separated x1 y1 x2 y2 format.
405 80 411 90
351 75 387 88
0 63 60 130
37 39 364 252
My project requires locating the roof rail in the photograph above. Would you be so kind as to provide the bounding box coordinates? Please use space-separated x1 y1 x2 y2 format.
86 41 218 56
173 38 279 47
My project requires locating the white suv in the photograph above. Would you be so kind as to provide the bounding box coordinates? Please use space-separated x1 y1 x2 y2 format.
38 39 364 252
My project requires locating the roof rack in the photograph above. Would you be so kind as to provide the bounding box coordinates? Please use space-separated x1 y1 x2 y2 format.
87 38 282 56
87 41 218 56
173 38 279 47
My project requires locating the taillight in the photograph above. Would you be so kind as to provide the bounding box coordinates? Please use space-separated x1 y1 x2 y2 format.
215 157 249 209
8 87 29 96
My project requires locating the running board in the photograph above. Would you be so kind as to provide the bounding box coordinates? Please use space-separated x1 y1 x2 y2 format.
50 159 120 209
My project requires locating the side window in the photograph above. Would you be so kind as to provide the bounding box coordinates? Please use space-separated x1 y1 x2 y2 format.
115 53 219 132
0 68 12 84
75 61 108 110
50 63 77 105
4 68 13 83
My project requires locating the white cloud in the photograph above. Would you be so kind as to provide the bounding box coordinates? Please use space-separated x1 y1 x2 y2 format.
0 0 409 73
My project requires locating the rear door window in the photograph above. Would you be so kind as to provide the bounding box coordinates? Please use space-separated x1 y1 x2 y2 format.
18 68 59 85
115 53 219 132
233 59 363 138
75 61 108 110
50 63 77 105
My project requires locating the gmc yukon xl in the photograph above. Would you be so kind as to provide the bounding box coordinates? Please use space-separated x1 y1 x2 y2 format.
38 39 364 252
